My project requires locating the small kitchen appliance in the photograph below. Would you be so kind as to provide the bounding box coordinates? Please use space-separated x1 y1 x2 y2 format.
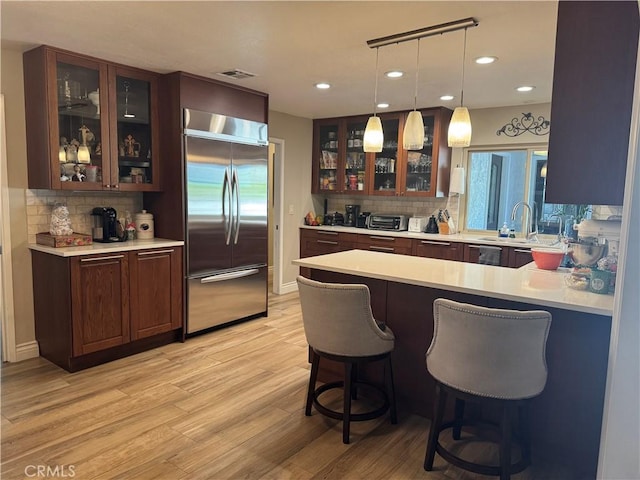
367 214 409 231
408 217 428 233
134 210 154 240
91 207 125 242
425 215 439 234
356 212 371 228
344 204 360 227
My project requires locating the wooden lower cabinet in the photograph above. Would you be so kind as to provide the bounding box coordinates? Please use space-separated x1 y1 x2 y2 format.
462 243 510 267
32 246 183 371
413 239 463 260
508 247 534 268
357 234 413 255
299 229 357 277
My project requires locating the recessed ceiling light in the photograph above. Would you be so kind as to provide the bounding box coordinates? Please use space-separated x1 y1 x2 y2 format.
377 102 390 109
440 95 455 101
385 71 404 78
475 56 498 65
315 82 331 89
516 85 535 92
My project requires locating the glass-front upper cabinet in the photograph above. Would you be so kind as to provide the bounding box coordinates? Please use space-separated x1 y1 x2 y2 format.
369 113 402 196
52 55 110 190
344 117 368 194
314 119 340 192
23 46 160 191
398 108 452 197
112 69 158 191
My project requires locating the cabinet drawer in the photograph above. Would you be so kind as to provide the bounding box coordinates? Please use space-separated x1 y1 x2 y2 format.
508 247 534 268
357 234 413 255
413 239 463 261
300 229 357 257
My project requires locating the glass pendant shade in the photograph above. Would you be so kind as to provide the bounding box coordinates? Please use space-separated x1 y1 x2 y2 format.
58 146 66 163
448 106 472 147
363 115 384 152
540 162 548 178
403 111 425 150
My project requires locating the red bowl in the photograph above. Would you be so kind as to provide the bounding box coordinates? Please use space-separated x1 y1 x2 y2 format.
531 248 566 270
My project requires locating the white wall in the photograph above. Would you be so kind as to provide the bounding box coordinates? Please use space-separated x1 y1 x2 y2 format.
267 111 313 289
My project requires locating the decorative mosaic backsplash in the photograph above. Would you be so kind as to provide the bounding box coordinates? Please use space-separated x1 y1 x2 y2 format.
25 189 142 244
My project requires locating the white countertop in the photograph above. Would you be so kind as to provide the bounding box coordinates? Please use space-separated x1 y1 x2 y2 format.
300 224 558 248
293 250 613 316
29 238 184 257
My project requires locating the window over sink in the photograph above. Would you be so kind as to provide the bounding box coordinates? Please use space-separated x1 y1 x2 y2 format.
463 147 589 238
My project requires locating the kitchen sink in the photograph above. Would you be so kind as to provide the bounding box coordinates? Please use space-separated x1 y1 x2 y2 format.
477 236 530 244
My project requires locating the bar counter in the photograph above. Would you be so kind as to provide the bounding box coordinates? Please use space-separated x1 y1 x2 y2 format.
293 250 612 478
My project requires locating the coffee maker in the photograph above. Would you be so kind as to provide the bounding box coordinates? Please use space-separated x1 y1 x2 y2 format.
91 207 124 242
345 204 360 227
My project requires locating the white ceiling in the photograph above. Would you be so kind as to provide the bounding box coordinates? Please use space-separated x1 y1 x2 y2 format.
0 1 558 119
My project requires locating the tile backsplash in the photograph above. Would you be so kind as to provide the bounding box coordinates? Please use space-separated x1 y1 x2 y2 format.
26 189 142 244
320 194 457 221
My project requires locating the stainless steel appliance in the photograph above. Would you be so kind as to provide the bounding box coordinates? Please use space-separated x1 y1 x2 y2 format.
367 214 409 231
184 109 268 334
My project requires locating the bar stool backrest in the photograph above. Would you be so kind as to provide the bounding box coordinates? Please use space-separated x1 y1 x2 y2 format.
428 298 552 400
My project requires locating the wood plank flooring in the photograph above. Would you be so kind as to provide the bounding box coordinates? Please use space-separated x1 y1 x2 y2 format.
2 291 576 479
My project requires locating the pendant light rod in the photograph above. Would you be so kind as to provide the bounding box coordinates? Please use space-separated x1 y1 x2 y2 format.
412 38 420 110
367 17 477 49
460 27 468 107
373 47 380 114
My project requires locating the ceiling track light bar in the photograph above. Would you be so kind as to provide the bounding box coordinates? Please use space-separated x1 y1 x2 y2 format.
366 17 478 49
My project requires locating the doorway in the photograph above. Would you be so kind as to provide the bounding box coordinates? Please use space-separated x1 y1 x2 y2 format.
268 138 285 294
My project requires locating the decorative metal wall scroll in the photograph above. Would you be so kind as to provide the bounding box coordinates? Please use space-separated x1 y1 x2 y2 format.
497 112 550 137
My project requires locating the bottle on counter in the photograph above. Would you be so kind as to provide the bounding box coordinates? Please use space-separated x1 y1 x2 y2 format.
499 222 509 238
508 228 516 239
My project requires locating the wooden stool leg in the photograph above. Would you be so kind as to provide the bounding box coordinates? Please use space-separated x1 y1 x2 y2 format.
519 403 532 467
386 356 398 424
424 382 447 471
500 403 513 480
306 349 320 416
343 362 353 444
453 398 465 440
352 363 359 400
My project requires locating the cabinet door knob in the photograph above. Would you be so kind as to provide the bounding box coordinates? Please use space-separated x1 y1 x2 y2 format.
112 184 119 189
104 184 111 188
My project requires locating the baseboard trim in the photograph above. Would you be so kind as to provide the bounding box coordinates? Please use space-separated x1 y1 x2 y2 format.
278 281 298 295
15 341 40 362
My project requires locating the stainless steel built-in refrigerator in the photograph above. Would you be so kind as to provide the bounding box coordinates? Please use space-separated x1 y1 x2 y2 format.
184 109 268 334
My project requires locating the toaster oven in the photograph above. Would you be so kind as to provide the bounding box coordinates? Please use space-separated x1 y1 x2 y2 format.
367 214 409 231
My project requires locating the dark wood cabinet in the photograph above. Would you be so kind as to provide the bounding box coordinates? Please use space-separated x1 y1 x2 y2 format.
23 45 161 192
357 233 413 255
508 247 534 268
70 253 130 356
129 248 183 340
545 1 639 205
312 107 451 197
31 246 183 371
413 239 463 261
299 228 358 277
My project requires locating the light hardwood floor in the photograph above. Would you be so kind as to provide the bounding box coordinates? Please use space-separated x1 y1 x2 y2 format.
2 291 574 480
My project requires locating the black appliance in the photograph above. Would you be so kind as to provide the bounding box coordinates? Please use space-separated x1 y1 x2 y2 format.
91 207 125 242
425 215 439 234
345 204 360 227
356 212 371 228
331 212 345 226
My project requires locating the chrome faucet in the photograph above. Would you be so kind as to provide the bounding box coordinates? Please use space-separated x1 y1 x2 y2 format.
510 201 538 241
548 213 565 244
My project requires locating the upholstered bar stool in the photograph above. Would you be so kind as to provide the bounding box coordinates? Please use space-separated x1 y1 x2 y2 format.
296 275 397 444
424 298 551 480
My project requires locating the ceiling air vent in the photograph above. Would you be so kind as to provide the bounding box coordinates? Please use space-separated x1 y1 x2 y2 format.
217 69 256 80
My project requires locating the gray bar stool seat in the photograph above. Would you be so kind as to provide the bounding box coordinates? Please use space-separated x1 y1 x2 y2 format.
424 298 552 480
296 275 397 444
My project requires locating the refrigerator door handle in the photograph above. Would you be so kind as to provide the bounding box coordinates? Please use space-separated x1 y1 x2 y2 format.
200 268 260 283
222 167 232 245
232 168 240 245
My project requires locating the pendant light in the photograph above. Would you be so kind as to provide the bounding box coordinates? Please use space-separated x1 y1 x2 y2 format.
363 47 384 153
403 39 425 150
448 27 472 147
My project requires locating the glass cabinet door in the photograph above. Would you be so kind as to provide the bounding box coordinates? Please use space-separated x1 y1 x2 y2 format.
403 113 435 195
372 115 400 195
114 73 153 188
344 118 367 193
55 60 108 187
317 122 340 191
